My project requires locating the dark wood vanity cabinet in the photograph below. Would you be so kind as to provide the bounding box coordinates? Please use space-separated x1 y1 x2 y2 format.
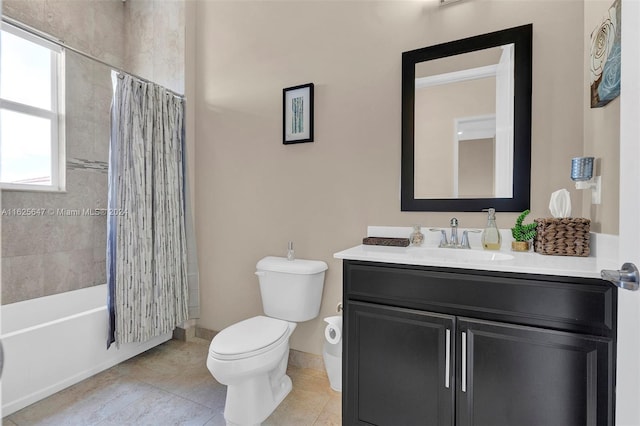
456 318 612 426
347 302 456 425
342 260 616 426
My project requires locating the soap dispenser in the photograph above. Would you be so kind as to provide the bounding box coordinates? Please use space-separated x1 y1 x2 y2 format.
481 208 502 250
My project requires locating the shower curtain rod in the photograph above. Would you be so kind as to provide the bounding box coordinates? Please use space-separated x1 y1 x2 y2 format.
1 15 185 99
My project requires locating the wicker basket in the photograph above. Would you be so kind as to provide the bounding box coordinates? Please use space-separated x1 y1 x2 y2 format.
534 218 591 257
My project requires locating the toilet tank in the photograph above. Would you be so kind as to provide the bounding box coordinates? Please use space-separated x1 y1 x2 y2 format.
256 256 328 322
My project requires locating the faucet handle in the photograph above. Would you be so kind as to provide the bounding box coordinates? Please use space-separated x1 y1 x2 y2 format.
450 217 459 227
460 229 482 249
429 228 449 248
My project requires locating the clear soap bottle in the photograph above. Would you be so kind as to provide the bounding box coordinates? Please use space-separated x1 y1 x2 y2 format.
481 208 502 250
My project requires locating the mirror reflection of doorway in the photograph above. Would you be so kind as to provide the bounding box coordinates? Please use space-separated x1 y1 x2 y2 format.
458 138 495 198
412 43 515 200
454 115 496 198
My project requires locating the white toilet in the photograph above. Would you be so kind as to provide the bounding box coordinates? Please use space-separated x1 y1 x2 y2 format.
207 256 328 426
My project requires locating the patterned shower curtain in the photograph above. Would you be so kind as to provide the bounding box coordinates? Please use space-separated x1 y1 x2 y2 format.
107 73 189 348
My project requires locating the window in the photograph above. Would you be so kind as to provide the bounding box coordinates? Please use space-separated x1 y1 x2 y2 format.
0 23 65 191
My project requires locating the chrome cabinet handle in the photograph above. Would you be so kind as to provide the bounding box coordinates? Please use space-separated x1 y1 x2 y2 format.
461 331 467 393
601 263 639 291
445 329 451 388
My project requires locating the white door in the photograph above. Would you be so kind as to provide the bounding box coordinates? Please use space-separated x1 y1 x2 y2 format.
0 0 4 416
615 1 640 424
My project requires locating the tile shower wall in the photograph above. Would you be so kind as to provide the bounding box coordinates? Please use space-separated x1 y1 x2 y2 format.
1 0 186 304
2 0 127 69
1 51 111 304
125 0 185 94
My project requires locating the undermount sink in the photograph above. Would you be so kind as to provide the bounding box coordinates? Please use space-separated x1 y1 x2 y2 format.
407 247 514 262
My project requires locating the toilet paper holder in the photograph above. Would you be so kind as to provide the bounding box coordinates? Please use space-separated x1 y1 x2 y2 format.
324 315 343 345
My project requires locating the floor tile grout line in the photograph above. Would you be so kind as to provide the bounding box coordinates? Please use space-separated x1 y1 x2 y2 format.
200 412 220 426
161 386 223 414
125 370 224 417
90 376 160 426
5 373 141 426
119 361 225 413
92 379 217 426
309 405 325 426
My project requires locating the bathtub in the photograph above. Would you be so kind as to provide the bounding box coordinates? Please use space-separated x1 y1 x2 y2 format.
1 284 172 416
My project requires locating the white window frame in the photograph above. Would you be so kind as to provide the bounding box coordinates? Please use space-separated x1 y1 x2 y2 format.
0 22 66 192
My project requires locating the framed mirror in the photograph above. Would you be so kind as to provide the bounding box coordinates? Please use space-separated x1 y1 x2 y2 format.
401 24 532 212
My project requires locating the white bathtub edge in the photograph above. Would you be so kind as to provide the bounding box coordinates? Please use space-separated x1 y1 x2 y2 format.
2 332 171 416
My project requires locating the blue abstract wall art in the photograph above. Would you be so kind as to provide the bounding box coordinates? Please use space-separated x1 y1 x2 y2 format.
590 0 621 108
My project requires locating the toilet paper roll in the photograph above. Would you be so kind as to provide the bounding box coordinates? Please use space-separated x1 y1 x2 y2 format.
325 324 342 345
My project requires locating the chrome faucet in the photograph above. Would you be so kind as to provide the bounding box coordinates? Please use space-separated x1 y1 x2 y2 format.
429 229 449 248
430 218 481 249
449 218 459 247
459 229 481 249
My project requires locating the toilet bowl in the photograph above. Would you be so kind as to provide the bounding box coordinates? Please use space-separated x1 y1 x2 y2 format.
206 256 327 426
207 316 297 426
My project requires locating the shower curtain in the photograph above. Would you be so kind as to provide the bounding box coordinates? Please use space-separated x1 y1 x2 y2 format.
107 73 189 347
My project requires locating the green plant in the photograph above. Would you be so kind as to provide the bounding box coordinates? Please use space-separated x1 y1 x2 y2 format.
511 210 537 242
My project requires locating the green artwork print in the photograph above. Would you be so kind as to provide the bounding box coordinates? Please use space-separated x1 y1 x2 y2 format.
283 83 313 144
292 96 304 134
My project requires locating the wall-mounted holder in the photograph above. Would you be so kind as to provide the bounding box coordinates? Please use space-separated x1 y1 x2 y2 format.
571 157 601 205
574 176 601 204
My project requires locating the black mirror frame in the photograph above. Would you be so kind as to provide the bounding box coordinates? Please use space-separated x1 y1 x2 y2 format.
401 24 532 212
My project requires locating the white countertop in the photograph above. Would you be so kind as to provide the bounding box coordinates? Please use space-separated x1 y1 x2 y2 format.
333 226 620 280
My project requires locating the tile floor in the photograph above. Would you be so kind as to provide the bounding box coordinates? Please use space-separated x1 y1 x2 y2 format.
3 338 341 426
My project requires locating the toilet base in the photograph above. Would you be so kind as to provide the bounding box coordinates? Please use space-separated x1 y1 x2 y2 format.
224 374 292 426
221 350 292 425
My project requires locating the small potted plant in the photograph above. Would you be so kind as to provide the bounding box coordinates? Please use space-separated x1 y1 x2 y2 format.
511 209 537 252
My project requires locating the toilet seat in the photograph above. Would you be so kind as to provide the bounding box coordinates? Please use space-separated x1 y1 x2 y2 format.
209 316 290 360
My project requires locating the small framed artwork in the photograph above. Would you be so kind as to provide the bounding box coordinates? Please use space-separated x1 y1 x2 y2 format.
283 83 314 144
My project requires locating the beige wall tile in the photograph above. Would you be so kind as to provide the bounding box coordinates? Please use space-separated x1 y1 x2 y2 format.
44 0 96 54
2 254 45 304
1 210 55 258
124 0 185 93
2 0 46 28
42 249 95 295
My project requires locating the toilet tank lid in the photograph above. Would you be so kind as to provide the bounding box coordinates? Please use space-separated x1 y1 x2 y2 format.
257 256 328 274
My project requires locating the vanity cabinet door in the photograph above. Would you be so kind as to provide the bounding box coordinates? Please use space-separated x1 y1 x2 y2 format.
456 318 614 426
345 301 455 426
